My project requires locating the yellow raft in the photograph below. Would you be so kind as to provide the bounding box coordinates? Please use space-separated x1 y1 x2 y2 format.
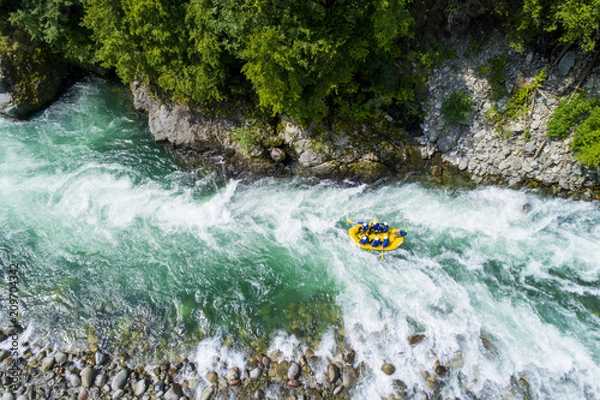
348 222 406 252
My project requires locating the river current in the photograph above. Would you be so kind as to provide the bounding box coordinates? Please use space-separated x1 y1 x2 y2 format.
1 79 599 399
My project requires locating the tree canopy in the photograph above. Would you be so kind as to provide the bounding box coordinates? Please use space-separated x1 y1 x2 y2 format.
3 0 600 125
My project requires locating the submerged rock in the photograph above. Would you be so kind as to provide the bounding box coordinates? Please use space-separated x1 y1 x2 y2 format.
381 363 396 376
327 362 340 384
200 386 215 400
342 365 359 388
206 370 218 384
409 334 426 346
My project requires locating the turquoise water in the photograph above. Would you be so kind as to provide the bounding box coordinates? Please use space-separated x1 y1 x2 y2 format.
1 79 599 399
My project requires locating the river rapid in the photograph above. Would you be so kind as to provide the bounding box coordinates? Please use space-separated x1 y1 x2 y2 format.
1 79 599 399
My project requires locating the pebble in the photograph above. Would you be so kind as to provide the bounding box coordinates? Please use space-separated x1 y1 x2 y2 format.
327 363 340 384
94 373 107 388
80 367 96 388
381 363 396 375
226 366 240 384
275 361 288 379
95 352 108 366
288 379 301 388
164 383 182 400
134 379 147 396
205 370 218 384
342 365 359 388
41 356 55 371
55 351 68 365
188 377 200 392
1 333 368 400
69 374 82 388
260 355 271 368
200 386 214 400
287 361 301 380
249 366 262 380
111 369 128 391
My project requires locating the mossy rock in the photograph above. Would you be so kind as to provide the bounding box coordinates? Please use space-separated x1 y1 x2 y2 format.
0 30 70 119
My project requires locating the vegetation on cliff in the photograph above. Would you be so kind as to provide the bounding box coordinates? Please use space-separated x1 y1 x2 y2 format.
2 0 600 165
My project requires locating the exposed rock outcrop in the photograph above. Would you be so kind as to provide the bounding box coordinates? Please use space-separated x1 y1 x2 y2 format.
131 81 428 183
419 30 600 200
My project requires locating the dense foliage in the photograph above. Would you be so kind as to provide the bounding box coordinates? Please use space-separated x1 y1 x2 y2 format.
547 93 600 167
2 0 600 160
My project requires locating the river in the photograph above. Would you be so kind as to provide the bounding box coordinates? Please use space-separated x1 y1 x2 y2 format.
1 78 599 399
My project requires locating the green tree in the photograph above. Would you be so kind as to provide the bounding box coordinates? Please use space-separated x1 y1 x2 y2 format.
508 0 600 51
238 0 416 122
8 0 94 62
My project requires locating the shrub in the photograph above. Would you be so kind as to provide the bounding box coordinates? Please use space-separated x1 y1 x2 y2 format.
441 90 475 125
232 124 266 151
547 92 597 139
546 91 600 167
572 108 600 167
504 68 546 121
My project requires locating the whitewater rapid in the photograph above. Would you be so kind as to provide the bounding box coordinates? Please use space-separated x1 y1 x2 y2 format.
0 79 598 399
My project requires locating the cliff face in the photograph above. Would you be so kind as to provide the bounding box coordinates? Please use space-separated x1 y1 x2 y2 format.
131 33 600 200
419 31 600 200
0 33 69 119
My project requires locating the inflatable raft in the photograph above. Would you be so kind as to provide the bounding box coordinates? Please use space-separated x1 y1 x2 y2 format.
348 221 407 251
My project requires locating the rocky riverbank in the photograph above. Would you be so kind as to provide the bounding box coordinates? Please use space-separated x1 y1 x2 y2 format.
130 30 600 200
0 325 484 400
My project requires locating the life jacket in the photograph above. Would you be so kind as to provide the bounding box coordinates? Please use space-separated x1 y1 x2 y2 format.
382 235 390 248
360 235 369 245
371 237 381 247
381 223 389 233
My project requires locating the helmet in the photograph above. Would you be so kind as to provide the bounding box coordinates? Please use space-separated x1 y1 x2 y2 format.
383 222 388 226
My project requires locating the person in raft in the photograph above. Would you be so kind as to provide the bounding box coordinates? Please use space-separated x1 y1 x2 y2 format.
369 221 381 233
360 234 369 245
358 222 369 234
395 229 408 237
